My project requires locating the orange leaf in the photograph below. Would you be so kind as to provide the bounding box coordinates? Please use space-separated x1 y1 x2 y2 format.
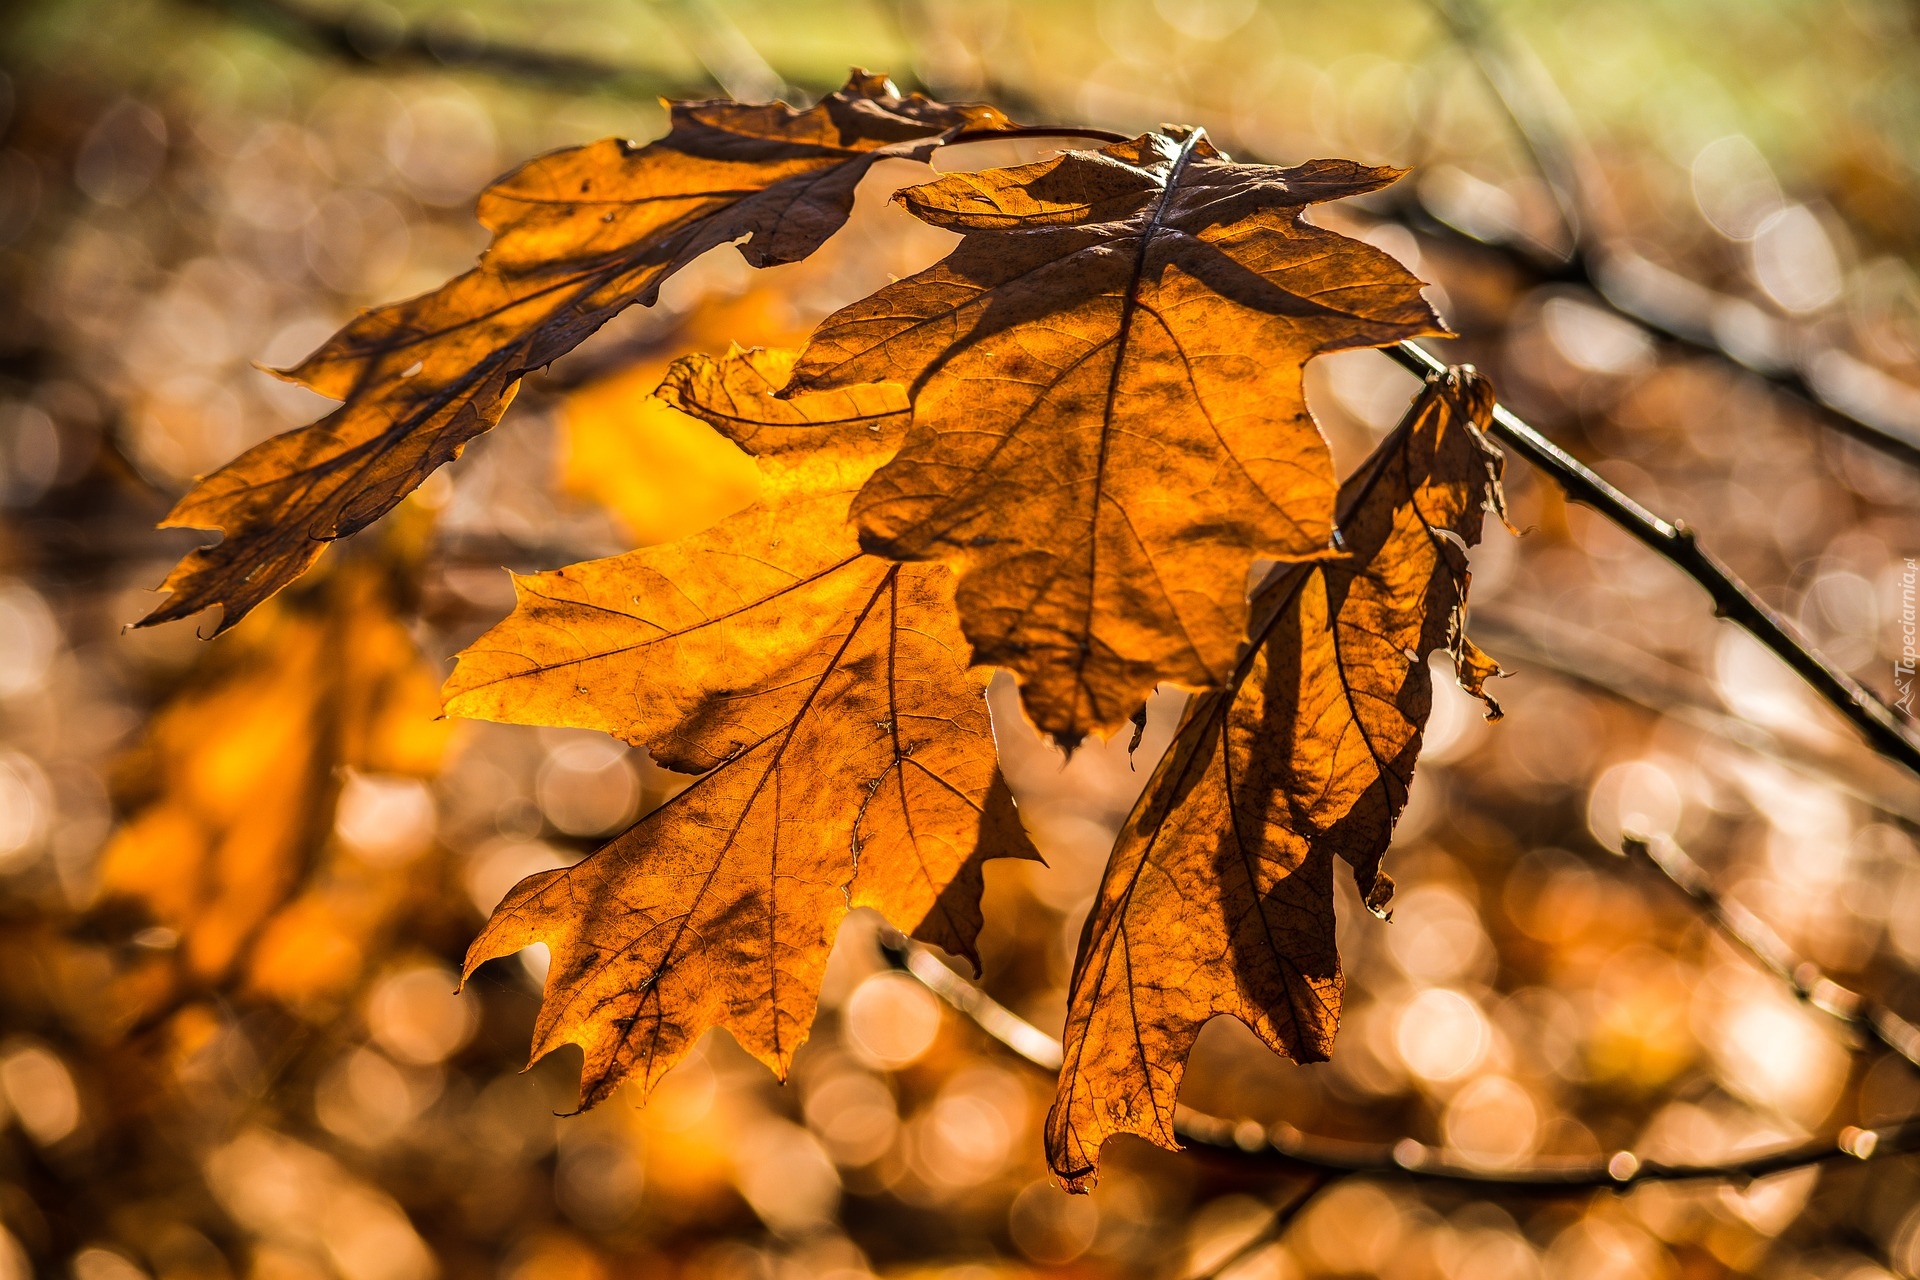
789 130 1445 745
447 348 1036 1106
139 73 1011 635
1045 368 1505 1189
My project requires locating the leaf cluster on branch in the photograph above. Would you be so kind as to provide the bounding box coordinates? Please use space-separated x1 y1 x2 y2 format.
137 71 1907 1192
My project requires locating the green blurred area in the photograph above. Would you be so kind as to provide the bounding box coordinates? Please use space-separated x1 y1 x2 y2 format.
10 0 1920 166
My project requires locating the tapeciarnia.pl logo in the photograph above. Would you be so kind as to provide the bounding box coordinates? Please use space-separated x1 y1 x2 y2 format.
1898 557 1916 717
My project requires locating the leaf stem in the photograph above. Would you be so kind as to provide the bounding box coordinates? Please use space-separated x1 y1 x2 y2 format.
1386 340 1920 779
878 932 1920 1189
948 125 1133 147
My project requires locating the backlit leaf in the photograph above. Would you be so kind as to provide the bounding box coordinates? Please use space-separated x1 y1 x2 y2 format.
1045 367 1505 1189
557 290 805 546
139 73 1011 635
447 348 1036 1105
789 130 1445 745
443 347 911 764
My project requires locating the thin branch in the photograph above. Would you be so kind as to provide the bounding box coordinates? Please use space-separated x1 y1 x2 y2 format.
1376 197 1920 468
878 932 1920 1189
1469 604 1920 826
176 0 724 97
1388 340 1920 778
1622 834 1920 1069
889 939 1065 1070
1423 0 1589 253
1589 247 1920 462
1405 0 1920 467
1189 1172 1337 1280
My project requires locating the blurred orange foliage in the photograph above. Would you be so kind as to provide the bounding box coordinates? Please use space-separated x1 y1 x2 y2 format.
100 553 453 1015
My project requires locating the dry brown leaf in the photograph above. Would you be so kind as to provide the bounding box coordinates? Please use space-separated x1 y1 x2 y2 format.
139 73 1011 635
788 129 1445 746
1045 368 1505 1189
447 348 1036 1105
100 557 450 1011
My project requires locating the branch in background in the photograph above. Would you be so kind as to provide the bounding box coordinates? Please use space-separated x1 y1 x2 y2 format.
176 0 722 98
1373 197 1920 468
1390 340 1920 779
888 938 1065 1071
1190 1172 1337 1280
1406 0 1920 467
647 0 786 101
878 932 1920 1188
179 0 1920 468
1622 834 1920 1070
1424 0 1592 254
1470 604 1920 826
1588 245 1920 462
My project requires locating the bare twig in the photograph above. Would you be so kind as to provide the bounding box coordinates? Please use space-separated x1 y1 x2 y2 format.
1389 340 1920 778
888 939 1064 1070
1470 604 1920 825
177 0 722 98
1375 198 1920 468
878 933 1920 1188
1622 834 1920 1070
1408 0 1920 467
1585 247 1920 462
1189 1172 1337 1280
1423 0 1591 252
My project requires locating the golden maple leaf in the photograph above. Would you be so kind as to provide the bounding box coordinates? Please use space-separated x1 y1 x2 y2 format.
1045 368 1506 1190
446 348 1037 1106
787 129 1446 746
443 347 911 765
138 73 1012 636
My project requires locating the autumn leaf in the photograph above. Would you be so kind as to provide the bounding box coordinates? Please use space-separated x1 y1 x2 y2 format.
1044 367 1506 1190
446 348 1037 1106
787 129 1446 745
443 346 911 763
138 72 1012 636
100 556 451 1014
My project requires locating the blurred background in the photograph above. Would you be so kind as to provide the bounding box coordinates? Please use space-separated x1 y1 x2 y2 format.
3 0 1920 1277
